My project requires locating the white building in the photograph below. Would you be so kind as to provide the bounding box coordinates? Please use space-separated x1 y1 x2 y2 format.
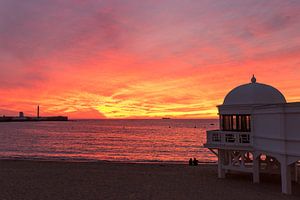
205 75 300 194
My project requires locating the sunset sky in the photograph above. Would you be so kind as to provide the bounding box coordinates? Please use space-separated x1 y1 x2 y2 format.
0 0 300 119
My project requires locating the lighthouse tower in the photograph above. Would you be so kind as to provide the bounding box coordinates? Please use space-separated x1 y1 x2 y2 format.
37 105 40 118
205 76 300 194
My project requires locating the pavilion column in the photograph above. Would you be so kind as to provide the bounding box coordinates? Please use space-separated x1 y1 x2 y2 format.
281 162 292 194
218 149 226 178
253 155 260 183
292 162 298 183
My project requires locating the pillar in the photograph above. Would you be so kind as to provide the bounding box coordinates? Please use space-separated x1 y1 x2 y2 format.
281 163 292 194
218 149 226 178
295 163 298 183
292 163 298 183
253 156 260 183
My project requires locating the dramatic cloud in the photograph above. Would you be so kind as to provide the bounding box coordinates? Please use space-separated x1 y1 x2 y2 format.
0 0 300 118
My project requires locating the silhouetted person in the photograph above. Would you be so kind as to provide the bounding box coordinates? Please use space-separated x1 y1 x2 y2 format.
189 158 193 166
193 158 198 166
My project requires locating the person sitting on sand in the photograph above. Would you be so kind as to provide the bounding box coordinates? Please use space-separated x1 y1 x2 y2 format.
193 158 198 166
189 158 193 166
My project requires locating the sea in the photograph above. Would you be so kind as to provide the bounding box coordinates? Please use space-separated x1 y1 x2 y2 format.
0 119 218 163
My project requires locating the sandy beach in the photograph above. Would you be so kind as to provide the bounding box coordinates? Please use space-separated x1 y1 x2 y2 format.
0 160 299 200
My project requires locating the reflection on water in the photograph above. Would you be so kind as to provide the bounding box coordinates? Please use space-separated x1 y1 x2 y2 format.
0 119 218 163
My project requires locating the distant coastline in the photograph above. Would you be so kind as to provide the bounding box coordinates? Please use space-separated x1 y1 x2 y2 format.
0 116 68 122
0 105 68 122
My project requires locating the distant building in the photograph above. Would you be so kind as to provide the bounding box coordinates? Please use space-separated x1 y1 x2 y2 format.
205 76 300 194
19 112 24 118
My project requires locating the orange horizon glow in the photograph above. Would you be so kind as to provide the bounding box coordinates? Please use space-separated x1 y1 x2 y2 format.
1 1 300 119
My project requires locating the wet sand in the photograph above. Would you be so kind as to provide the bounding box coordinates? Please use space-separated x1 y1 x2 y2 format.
0 160 299 200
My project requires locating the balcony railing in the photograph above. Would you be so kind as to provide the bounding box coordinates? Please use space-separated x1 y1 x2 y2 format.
206 130 253 147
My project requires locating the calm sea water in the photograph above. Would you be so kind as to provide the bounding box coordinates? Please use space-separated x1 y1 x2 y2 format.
0 119 218 163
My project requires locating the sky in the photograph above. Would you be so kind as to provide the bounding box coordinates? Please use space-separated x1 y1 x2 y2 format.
0 0 300 119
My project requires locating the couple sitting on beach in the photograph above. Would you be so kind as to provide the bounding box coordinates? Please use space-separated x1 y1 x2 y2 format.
189 158 198 166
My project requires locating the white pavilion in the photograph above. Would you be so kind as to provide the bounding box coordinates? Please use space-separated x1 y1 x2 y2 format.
205 75 300 194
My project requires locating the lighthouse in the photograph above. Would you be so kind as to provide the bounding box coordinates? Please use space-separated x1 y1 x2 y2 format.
37 105 40 118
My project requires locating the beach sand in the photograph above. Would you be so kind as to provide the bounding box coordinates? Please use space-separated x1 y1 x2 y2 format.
0 160 299 200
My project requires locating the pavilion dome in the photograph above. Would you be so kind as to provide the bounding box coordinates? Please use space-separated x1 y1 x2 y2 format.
223 76 286 105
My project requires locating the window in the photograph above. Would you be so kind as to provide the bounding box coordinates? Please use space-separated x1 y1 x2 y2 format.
221 115 251 132
233 115 237 130
246 116 251 131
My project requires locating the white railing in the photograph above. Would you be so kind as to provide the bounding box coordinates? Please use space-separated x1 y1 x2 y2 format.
206 130 253 146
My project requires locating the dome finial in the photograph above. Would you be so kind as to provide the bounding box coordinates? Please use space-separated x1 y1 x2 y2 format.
251 74 256 83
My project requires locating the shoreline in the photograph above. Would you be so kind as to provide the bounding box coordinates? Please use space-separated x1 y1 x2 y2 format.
0 156 217 165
